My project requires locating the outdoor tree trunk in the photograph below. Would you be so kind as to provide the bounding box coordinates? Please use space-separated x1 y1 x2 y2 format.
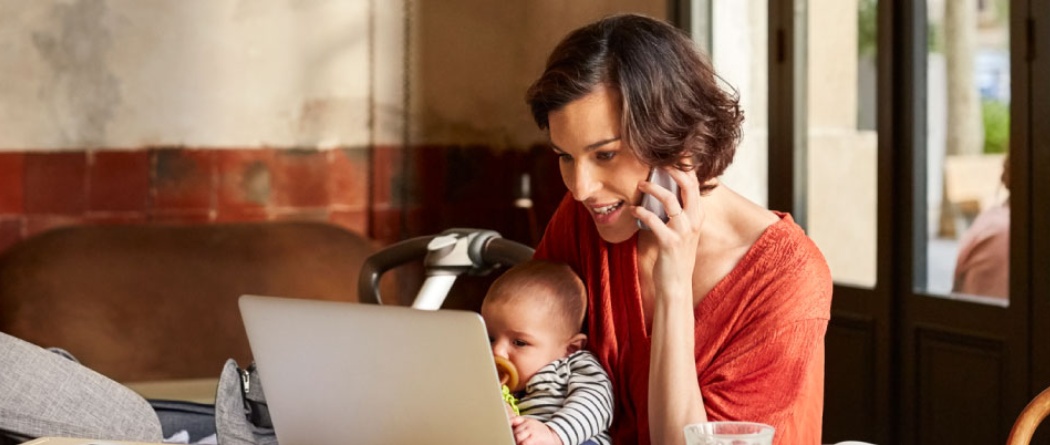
940 0 983 238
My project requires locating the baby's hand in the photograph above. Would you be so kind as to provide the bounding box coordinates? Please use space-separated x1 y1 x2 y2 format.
510 416 563 445
504 402 517 419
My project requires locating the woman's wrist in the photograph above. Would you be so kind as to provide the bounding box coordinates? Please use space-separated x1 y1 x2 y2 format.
656 283 694 306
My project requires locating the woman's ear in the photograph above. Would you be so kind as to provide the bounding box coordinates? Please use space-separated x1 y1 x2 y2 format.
567 333 588 353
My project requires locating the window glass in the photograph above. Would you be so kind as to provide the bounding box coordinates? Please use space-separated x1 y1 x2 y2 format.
805 0 879 288
922 0 1010 303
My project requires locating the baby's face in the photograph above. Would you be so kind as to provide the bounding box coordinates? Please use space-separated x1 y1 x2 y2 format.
482 296 572 393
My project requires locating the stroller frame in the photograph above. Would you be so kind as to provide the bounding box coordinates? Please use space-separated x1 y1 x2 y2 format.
358 228 534 309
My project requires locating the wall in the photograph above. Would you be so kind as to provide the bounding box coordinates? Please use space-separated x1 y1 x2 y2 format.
0 1 374 148
0 0 664 256
0 0 378 252
399 0 666 249
711 0 769 207
413 0 664 147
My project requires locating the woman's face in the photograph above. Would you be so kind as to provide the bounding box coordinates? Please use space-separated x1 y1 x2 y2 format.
548 85 651 244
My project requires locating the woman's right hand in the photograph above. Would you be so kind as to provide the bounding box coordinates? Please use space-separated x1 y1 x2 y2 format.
633 166 705 304
632 165 710 445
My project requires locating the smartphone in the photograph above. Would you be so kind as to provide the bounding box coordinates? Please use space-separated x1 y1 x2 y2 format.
637 168 681 230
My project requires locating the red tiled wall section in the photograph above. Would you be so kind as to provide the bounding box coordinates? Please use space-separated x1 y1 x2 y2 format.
0 147 373 253
0 145 566 255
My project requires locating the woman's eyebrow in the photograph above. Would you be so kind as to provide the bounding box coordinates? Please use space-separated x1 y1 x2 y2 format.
549 136 621 153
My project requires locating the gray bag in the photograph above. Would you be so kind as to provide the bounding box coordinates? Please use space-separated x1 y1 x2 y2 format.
215 359 277 445
0 332 163 443
0 331 277 445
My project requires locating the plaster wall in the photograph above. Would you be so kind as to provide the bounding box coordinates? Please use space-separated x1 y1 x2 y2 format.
0 0 378 151
713 0 769 207
0 0 663 152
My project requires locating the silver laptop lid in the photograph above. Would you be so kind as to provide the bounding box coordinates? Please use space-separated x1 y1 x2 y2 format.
239 295 515 445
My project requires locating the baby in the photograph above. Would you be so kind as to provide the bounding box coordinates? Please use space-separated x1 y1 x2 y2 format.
482 260 613 445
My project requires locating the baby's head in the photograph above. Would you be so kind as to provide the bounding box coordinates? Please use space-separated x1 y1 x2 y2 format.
481 260 587 392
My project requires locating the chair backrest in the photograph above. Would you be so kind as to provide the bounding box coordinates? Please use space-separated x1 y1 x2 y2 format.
944 153 1008 213
0 221 378 383
1006 386 1050 445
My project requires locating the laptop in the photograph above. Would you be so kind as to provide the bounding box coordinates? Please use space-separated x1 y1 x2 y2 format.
238 294 516 445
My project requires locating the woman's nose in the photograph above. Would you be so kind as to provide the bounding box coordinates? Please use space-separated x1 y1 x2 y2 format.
566 163 599 200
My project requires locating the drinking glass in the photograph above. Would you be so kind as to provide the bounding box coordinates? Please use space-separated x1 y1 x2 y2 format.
683 421 775 445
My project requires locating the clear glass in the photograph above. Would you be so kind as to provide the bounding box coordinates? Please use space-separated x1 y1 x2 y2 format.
684 421 775 445
922 0 1010 303
707 0 769 208
804 0 879 288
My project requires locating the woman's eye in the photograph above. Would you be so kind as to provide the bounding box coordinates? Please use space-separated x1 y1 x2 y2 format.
557 153 573 162
596 151 615 161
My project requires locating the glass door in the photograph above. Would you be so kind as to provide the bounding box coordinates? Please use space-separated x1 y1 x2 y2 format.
898 1 1031 443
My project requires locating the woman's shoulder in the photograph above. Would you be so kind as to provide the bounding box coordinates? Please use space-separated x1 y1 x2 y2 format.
765 216 830 300
961 204 1010 243
714 210 831 318
754 212 827 268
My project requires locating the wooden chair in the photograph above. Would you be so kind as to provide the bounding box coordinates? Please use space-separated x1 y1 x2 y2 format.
1006 386 1050 445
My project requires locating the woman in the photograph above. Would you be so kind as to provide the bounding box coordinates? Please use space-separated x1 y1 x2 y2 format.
527 14 832 445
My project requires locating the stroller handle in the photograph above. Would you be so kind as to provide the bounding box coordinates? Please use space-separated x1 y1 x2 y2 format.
479 237 536 269
357 229 534 306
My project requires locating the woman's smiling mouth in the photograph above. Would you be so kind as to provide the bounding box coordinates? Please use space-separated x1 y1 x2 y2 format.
592 201 624 216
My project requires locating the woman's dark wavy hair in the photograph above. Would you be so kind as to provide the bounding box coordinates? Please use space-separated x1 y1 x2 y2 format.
526 13 743 193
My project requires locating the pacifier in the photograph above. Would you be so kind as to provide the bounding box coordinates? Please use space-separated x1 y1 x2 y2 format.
494 355 519 391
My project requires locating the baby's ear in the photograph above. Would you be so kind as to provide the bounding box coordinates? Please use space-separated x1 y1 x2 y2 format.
567 333 587 353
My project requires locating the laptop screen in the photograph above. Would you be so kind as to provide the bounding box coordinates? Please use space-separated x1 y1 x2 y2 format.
239 295 516 445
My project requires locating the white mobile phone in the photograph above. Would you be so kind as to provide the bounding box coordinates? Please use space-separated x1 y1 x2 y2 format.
637 168 681 230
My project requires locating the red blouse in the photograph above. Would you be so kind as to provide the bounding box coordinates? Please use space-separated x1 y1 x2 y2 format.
535 193 832 445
